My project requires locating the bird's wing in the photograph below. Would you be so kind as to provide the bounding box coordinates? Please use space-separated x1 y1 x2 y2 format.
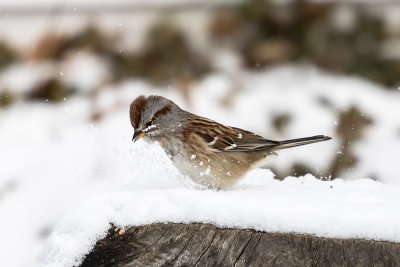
187 115 279 152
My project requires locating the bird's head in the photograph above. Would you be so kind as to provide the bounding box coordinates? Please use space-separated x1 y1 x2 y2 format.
129 95 185 142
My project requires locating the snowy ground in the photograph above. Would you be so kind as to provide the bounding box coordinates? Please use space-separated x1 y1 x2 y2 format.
40 170 400 267
1 66 400 266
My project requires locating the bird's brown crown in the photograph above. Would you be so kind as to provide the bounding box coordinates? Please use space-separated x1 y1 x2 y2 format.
130 95 173 130
130 95 146 129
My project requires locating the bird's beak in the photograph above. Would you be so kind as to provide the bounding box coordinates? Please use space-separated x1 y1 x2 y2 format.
132 130 146 142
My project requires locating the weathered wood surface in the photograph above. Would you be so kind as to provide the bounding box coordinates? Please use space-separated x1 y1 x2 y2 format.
80 223 400 267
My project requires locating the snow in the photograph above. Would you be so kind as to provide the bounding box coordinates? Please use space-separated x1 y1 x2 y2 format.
0 0 218 53
0 0 241 8
1 66 400 266
199 166 211 177
61 53 109 92
40 169 400 267
0 62 56 95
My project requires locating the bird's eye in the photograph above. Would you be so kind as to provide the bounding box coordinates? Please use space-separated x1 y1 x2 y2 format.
145 121 152 128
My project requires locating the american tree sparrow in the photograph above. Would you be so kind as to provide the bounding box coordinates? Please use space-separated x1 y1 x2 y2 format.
130 95 331 189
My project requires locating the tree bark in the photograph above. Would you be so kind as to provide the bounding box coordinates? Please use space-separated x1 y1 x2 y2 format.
80 223 400 267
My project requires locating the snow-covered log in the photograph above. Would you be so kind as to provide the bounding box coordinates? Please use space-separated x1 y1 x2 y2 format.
80 223 400 266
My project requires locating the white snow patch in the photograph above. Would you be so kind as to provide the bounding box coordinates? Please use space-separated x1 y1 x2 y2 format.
0 62 55 94
2 65 400 267
199 166 211 177
62 53 109 92
40 169 400 267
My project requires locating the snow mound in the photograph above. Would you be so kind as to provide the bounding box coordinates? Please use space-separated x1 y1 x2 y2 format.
39 158 400 266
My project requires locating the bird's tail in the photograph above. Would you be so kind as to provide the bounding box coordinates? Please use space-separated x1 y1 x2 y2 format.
272 135 331 150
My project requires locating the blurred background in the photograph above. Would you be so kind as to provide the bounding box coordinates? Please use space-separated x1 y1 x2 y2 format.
1 0 400 266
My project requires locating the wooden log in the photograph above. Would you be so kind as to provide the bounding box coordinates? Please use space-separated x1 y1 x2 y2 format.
80 223 400 267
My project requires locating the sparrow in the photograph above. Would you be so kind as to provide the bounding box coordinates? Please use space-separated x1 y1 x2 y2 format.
130 95 331 189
